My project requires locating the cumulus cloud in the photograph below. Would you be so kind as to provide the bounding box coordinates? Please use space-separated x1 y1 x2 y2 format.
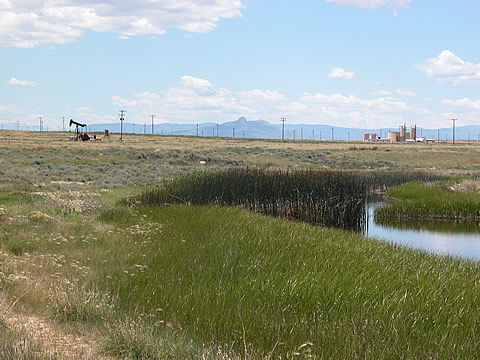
328 67 356 80
373 90 392 96
396 88 416 97
181 75 217 96
0 103 21 114
111 75 428 128
7 77 37 86
416 50 480 86
0 0 244 48
442 97 480 111
325 0 411 14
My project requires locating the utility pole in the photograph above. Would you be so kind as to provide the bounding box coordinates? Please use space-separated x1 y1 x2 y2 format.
196 124 199 136
119 110 126 142
437 129 440 142
133 123 135 134
312 130 315 140
281 117 286 140
331 127 334 141
320 131 322 140
62 117 65 132
212 128 215 137
451 118 457 144
151 115 155 134
216 124 219 137
293 129 296 140
38 117 43 132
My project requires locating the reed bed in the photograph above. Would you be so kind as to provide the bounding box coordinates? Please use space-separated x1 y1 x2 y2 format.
140 168 438 229
376 181 480 219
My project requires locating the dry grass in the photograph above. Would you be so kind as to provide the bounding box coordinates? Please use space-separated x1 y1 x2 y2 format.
2 129 480 173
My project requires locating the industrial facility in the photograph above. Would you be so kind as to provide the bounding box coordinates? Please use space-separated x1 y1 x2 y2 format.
363 124 429 143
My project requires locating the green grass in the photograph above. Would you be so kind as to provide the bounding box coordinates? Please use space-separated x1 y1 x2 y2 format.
3 133 480 358
2 181 480 358
89 204 480 358
376 181 480 219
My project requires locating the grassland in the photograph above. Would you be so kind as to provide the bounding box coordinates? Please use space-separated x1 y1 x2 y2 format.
2 130 480 358
376 181 480 219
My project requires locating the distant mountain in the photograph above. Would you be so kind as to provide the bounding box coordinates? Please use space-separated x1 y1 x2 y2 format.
2 118 480 141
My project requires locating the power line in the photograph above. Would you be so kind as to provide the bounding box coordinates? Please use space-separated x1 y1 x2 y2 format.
119 110 126 142
151 115 155 134
451 118 457 144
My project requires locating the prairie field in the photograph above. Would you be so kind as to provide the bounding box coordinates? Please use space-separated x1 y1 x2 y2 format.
1 130 480 359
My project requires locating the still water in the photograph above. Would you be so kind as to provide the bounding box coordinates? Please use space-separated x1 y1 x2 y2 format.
364 201 480 261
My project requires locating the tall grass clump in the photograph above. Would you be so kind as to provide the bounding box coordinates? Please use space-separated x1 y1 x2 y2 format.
376 181 480 219
140 168 438 229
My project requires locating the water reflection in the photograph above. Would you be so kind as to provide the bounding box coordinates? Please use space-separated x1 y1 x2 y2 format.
365 201 480 261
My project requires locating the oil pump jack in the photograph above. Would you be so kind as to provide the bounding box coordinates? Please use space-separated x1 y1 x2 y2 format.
69 119 89 141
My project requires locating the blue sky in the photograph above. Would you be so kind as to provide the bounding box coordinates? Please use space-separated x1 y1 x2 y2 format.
1 0 479 130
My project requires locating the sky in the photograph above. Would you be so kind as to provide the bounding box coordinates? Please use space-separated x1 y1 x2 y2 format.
1 0 479 130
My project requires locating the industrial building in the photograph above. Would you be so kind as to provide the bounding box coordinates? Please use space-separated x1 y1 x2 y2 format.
363 124 428 143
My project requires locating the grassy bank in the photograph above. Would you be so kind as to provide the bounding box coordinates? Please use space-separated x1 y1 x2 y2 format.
376 181 480 219
95 205 480 358
4 192 480 358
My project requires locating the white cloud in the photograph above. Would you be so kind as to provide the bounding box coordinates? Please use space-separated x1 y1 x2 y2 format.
325 0 411 13
0 103 21 114
373 90 392 96
0 1 244 48
328 67 356 80
442 97 480 111
416 50 480 86
111 75 429 128
7 77 37 86
181 75 217 96
237 89 288 103
396 88 416 97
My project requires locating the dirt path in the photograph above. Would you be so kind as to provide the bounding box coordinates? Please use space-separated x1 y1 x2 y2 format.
0 293 114 359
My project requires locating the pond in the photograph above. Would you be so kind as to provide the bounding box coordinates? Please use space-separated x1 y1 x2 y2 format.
364 201 480 261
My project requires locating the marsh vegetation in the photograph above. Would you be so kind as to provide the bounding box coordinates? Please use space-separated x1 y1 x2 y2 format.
1 131 480 358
